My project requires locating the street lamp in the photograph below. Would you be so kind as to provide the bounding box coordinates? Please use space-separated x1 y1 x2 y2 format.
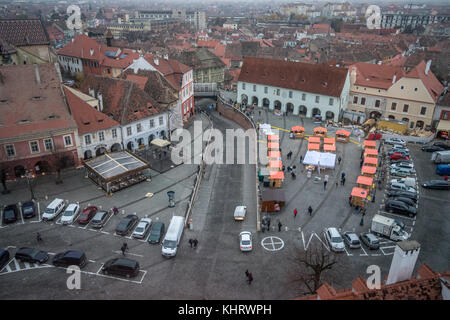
25 169 35 200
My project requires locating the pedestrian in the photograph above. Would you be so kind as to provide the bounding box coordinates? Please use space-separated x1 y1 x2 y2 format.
247 272 253 285
294 208 298 218
36 232 42 242
308 206 313 216
267 217 271 230
287 151 293 159
113 206 119 215
300 155 303 164
121 243 127 256
259 110 261 116
323 180 327 190
336 181 339 188
278 221 282 232
338 156 341 165
193 239 198 248
444 175 448 181
189 238 193 248
341 172 346 180
342 177 346 186
360 159 363 168
349 195 352 206
282 165 285 172
245 269 249 278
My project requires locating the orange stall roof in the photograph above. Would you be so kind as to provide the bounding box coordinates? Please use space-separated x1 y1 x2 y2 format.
361 166 377 174
268 142 279 149
336 130 351 136
357 176 373 186
324 144 336 151
364 157 378 165
309 136 321 143
292 126 305 132
364 149 378 156
314 127 327 133
351 187 368 198
269 151 281 158
364 140 377 147
308 143 320 150
269 160 282 168
270 171 285 180
268 134 280 141
324 138 336 144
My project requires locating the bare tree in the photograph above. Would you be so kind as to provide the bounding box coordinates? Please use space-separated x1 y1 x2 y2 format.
289 244 338 295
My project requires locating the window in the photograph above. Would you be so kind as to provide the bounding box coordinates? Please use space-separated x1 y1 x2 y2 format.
329 98 333 106
289 91 293 98
403 104 409 112
85 135 91 145
353 96 358 104
400 86 404 90
391 102 397 111
414 88 418 92
159 116 164 126
29 141 39 153
64 135 73 147
149 119 155 128
136 123 142 133
302 93 306 101
5 144 15 157
112 129 117 139
443 111 449 120
375 100 380 108
361 97 366 105
315 96 320 103
253 85 256 92
127 127 132 136
242 83 245 90
44 138 53 151
99 131 105 141
420 106 426 115
276 89 280 96
264 87 268 94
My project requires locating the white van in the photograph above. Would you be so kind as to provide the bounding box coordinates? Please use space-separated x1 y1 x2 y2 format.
234 206 247 221
161 216 185 257
42 198 65 221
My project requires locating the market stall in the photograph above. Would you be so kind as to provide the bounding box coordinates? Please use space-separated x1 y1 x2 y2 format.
350 187 368 207
313 127 327 137
303 151 336 169
335 130 351 143
323 137 336 145
84 151 150 194
291 126 305 139
364 148 379 158
361 165 377 177
261 189 286 212
267 142 280 152
363 157 378 167
357 176 373 190
323 144 336 153
268 151 281 160
269 160 282 171
363 140 377 149
308 143 320 151
267 134 280 142
270 171 284 188
308 136 321 144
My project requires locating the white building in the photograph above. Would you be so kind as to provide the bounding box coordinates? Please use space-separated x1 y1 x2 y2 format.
237 57 350 121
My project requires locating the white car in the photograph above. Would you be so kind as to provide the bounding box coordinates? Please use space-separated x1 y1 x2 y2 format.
390 182 416 193
325 228 345 252
385 138 406 146
390 167 414 177
239 231 252 252
390 162 414 171
234 206 247 221
132 218 152 239
60 203 80 225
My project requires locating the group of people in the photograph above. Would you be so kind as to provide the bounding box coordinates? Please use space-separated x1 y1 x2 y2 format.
188 238 199 248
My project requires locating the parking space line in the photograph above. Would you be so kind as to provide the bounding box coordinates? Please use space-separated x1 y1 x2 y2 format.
13 259 20 271
94 264 146 284
378 211 416 221
24 262 31 269
101 231 110 235
380 245 396 249
371 254 381 256
112 250 143 258
360 246 368 256
343 247 353 256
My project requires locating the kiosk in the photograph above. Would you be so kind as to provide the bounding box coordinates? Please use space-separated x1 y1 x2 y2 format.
268 151 281 160
261 189 286 212
308 143 320 151
269 160 282 171
361 165 377 177
357 176 373 190
314 127 327 137
335 130 351 143
363 157 378 167
363 140 377 149
351 187 368 207
267 142 280 152
364 148 379 158
291 126 305 139
270 171 284 188
268 134 280 142
323 144 336 153
323 138 336 145
308 136 321 144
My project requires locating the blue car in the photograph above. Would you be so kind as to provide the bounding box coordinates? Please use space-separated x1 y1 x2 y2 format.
436 164 450 176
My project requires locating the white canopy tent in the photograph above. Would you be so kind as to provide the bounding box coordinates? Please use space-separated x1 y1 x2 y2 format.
259 123 275 136
303 151 336 169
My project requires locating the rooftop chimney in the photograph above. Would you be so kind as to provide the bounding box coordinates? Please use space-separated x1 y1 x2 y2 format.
33 64 41 85
386 240 420 285
425 60 432 75
392 74 396 84
154 56 159 66
163 54 168 60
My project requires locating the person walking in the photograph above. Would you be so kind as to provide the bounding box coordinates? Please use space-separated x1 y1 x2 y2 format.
245 269 249 278
360 159 364 168
342 177 346 186
36 232 42 243
324 174 329 190
121 243 128 256
247 272 253 285
294 208 298 218
189 239 193 248
193 239 198 248
308 206 313 216
287 151 293 160
338 156 342 165
113 206 119 215
267 217 271 230
299 155 303 164
349 195 352 206
278 221 282 232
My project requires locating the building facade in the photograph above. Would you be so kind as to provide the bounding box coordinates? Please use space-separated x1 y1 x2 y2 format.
381 13 450 30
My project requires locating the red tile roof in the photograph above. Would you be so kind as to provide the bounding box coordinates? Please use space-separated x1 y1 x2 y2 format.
197 40 219 48
64 87 119 135
0 18 49 47
0 63 76 139
239 57 348 98
405 60 444 103
143 53 191 90
351 62 405 90
124 74 148 90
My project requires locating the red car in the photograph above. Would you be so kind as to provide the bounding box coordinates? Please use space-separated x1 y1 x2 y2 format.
77 206 98 224
390 153 410 161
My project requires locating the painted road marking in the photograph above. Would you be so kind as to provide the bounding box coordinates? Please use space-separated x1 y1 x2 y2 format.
261 236 285 251
0 258 53 276
112 251 144 258
378 211 416 221
95 264 147 284
359 246 369 257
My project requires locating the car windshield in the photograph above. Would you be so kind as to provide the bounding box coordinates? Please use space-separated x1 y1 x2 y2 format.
4 209 15 218
135 227 144 233
64 210 74 216
44 208 54 214
23 206 33 214
163 240 177 248
331 237 343 243
241 240 251 245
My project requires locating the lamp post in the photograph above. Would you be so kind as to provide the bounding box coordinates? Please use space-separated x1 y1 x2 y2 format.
25 169 35 200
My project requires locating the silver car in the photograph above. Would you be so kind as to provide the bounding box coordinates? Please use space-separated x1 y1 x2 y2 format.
360 233 380 250
132 218 152 239
343 232 361 249
239 231 252 252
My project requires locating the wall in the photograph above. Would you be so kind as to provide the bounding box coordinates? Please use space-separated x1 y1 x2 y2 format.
217 100 252 130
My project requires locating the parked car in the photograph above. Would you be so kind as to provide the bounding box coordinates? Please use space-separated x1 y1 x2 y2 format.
52 250 87 268
388 149 409 156
385 138 406 146
15 247 49 264
390 167 414 177
0 249 10 270
91 210 110 228
3 204 19 224
102 258 140 278
325 228 345 252
386 190 418 202
385 200 417 217
394 219 406 230
390 178 416 188
389 182 416 193
42 198 65 221
421 145 445 152
391 197 416 207
390 162 414 171
116 214 138 236
422 180 450 190
60 203 80 225
390 153 410 161
132 218 152 239
21 201 36 218
343 232 361 249
148 222 165 244
436 164 450 176
239 231 253 252
390 159 413 165
432 141 450 150
77 206 98 224
233 206 247 221
360 233 380 250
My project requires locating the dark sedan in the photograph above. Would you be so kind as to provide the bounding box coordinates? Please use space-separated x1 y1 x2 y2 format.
385 200 417 217
102 258 140 278
15 247 49 264
386 190 418 202
0 249 10 270
115 214 138 236
391 197 416 207
77 206 98 224
422 180 450 190
432 142 450 150
22 201 36 218
3 204 19 224
148 222 165 244
421 145 445 152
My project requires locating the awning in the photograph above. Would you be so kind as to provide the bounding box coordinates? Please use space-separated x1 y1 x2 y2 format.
324 138 336 144
308 136 321 143
357 176 373 186
268 134 279 141
351 187 368 199
268 142 279 149
437 120 450 132
270 171 285 180
269 151 281 159
364 140 377 148
314 127 327 133
303 151 336 168
292 126 305 132
261 189 286 202
269 160 282 169
323 144 336 152
336 130 351 137
364 149 378 156
364 157 378 165
308 143 320 151
151 138 171 148
361 166 377 174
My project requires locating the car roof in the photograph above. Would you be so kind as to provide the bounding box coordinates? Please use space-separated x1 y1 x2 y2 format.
111 258 138 267
22 201 34 206
366 234 378 240
63 250 84 259
152 221 164 228
327 228 341 236
344 232 358 240
66 203 78 209
139 218 152 224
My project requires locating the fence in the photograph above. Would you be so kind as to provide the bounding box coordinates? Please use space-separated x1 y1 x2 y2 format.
382 132 436 144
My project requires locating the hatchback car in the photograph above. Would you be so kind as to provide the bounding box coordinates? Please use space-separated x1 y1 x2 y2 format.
391 197 416 207
3 204 19 224
421 145 445 152
15 247 49 264
325 228 345 252
91 210 110 228
387 190 418 202
389 182 416 193
116 214 139 236
132 218 152 239
390 162 414 171
52 250 87 268
432 142 450 150
21 201 36 219
77 206 98 224
239 231 252 252
385 200 417 217
422 180 450 190
61 203 80 225
390 159 413 165
385 138 406 146
390 153 409 161
102 258 140 278
343 232 361 249
0 249 10 270
148 222 165 244
390 167 413 177
360 233 380 250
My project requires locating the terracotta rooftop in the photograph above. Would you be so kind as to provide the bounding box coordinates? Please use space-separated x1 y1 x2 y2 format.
170 48 226 71
238 57 348 98
405 60 444 103
0 18 49 47
142 53 191 91
0 63 76 139
64 87 119 135
351 62 405 90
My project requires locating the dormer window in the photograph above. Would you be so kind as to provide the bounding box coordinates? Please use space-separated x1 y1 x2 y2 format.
0 99 8 103
32 96 42 100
